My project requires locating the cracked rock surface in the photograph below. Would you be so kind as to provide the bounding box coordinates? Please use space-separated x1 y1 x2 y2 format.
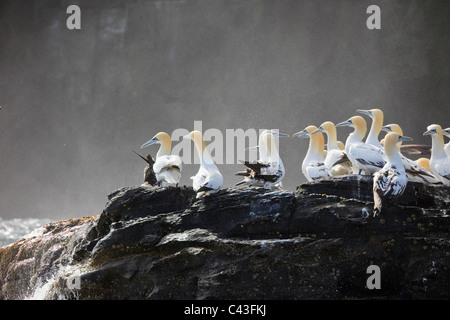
1 175 449 299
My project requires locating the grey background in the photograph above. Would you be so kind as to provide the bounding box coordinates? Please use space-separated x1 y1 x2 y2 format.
0 0 449 219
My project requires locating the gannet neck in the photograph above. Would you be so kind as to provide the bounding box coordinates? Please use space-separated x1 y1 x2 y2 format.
366 109 383 146
384 133 404 168
155 132 172 158
188 130 210 165
430 128 446 159
303 126 324 160
264 133 280 162
321 121 339 150
258 131 270 162
348 116 367 143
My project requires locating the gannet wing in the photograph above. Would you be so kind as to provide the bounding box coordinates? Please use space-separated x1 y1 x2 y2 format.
153 155 182 174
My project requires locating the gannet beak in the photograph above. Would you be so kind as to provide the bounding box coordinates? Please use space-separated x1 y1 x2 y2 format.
381 125 392 133
267 130 290 137
423 129 435 136
356 109 373 118
246 146 259 151
311 126 324 135
293 129 309 138
276 132 290 137
443 128 450 137
336 119 352 128
140 136 159 149
398 135 413 142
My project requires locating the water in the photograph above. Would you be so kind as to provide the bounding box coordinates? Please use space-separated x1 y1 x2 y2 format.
0 217 53 248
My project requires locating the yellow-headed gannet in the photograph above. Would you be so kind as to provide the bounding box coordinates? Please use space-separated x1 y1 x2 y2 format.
381 124 403 150
357 108 384 149
336 116 386 175
236 130 288 188
185 130 223 197
443 127 450 157
140 132 182 187
293 125 330 181
415 158 431 172
373 132 411 217
312 121 352 176
381 124 440 184
423 124 450 186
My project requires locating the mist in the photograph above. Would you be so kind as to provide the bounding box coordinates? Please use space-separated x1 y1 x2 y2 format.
0 0 449 219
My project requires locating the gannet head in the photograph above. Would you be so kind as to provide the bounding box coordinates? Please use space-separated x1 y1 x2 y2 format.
336 116 367 141
416 157 431 172
293 125 324 157
383 132 412 159
357 108 383 121
381 123 403 135
336 116 366 130
293 125 317 138
423 124 443 137
311 121 335 135
184 130 207 152
443 127 450 138
141 131 172 149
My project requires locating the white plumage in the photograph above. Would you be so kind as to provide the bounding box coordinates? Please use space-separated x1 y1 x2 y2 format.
294 125 330 181
185 130 223 197
235 130 287 189
382 123 441 184
373 132 411 216
336 116 386 175
312 121 351 176
424 124 450 186
140 132 182 187
357 108 384 149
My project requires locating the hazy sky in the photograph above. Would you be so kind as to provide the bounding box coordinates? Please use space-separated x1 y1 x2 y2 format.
0 0 449 219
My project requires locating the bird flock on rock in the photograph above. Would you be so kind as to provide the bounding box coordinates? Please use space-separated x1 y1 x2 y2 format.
138 109 450 215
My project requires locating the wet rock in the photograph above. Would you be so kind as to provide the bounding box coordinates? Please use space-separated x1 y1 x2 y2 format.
1 176 449 299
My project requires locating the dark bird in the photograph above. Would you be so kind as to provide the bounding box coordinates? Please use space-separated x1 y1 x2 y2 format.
133 151 157 186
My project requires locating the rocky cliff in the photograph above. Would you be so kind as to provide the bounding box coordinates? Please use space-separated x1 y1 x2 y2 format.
1 175 449 300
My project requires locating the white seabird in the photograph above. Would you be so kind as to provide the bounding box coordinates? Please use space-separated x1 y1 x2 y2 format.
373 132 411 217
423 124 450 186
357 108 384 149
236 130 288 188
312 121 352 176
381 124 440 184
336 116 386 175
184 130 223 197
140 132 182 187
293 125 330 181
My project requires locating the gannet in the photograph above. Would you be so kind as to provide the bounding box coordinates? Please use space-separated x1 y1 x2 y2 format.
373 132 411 217
443 127 450 157
381 124 403 150
293 125 330 181
133 151 157 186
336 116 386 175
357 108 384 149
312 121 352 176
381 124 440 184
236 130 288 188
423 124 450 186
415 158 431 172
185 130 223 197
140 132 182 187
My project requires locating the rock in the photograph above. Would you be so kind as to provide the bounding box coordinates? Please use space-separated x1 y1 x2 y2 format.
1 176 449 300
